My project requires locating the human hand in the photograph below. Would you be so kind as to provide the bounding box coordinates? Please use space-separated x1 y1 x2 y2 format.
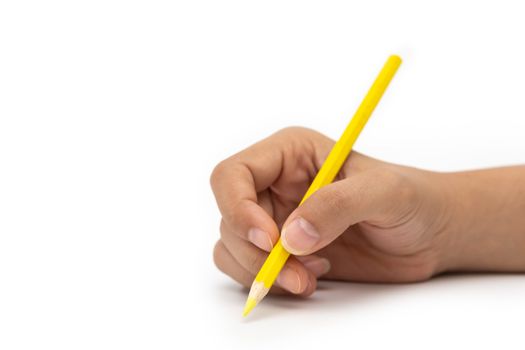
210 127 455 296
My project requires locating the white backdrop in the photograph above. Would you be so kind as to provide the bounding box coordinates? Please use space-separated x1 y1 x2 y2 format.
1 1 524 349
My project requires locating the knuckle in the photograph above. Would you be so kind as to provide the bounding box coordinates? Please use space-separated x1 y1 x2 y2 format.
219 219 228 240
277 126 306 136
275 126 318 143
209 159 229 189
212 240 225 270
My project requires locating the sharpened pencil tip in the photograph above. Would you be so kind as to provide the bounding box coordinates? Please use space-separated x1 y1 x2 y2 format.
243 297 257 317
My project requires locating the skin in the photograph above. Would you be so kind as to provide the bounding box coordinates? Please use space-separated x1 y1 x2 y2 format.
210 127 525 297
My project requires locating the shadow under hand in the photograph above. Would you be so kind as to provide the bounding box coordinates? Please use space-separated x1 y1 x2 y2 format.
241 280 401 323
216 272 523 322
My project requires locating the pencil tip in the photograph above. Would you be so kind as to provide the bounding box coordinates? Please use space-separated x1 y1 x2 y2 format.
243 297 257 317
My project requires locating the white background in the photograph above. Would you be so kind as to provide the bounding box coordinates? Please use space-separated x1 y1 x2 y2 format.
1 1 524 349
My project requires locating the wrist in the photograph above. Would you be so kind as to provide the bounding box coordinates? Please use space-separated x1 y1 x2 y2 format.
423 171 464 275
432 171 470 273
436 167 525 273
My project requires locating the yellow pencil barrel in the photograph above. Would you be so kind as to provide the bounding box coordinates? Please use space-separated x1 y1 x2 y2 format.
302 55 402 201
245 55 402 315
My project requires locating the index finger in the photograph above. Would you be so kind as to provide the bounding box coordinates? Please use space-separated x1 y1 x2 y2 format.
210 127 318 248
210 131 287 247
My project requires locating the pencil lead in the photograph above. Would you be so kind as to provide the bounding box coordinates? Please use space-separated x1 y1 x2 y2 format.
243 297 257 317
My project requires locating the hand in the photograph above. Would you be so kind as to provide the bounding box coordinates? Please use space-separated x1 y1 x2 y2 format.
210 127 454 296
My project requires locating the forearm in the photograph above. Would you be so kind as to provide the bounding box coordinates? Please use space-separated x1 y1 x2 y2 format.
442 166 525 272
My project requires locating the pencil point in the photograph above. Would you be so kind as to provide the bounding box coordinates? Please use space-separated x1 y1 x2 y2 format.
243 297 257 317
243 280 270 317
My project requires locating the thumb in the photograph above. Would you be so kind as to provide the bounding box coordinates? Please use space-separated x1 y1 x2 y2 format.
280 169 404 256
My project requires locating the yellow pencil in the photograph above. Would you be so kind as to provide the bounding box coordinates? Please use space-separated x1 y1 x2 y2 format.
243 55 402 317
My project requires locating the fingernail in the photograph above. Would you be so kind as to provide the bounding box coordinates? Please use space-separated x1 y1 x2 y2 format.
302 257 331 277
247 228 273 251
281 217 320 254
276 267 302 294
